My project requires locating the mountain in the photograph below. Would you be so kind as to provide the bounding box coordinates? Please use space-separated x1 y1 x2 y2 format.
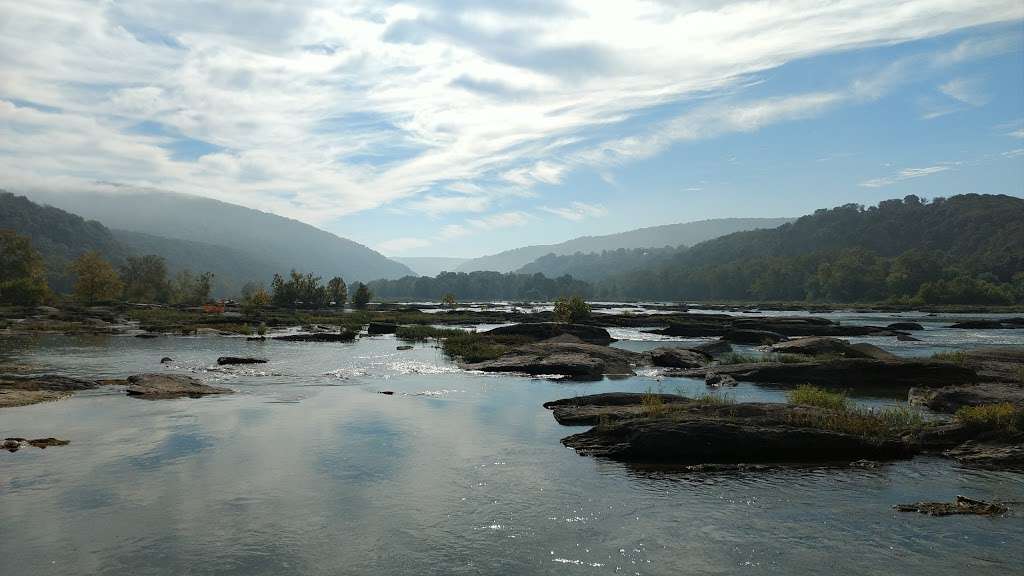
24 188 414 282
0 191 128 292
516 246 683 282
594 194 1024 303
393 257 469 277
455 217 794 273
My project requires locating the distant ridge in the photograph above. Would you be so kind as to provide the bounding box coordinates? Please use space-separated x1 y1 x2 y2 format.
456 217 794 273
25 188 414 283
393 257 469 277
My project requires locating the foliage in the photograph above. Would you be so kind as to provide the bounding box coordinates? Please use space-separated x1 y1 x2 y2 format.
0 230 49 305
439 333 529 363
718 352 814 364
121 254 171 303
955 403 1022 433
351 282 372 309
394 325 466 341
640 388 665 416
327 276 348 306
441 293 457 309
271 270 329 308
366 270 592 301
786 384 850 411
931 350 968 365
69 251 123 303
170 269 214 305
241 282 271 309
553 295 592 323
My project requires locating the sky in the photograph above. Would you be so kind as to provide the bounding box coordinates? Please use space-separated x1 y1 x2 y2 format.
1 1 1022 259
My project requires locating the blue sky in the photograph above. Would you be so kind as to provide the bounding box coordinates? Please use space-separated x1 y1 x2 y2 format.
1 1 1022 258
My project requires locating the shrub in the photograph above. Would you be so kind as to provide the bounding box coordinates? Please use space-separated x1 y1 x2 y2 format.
553 295 591 324
787 384 850 411
641 388 665 416
932 350 968 365
955 403 1023 433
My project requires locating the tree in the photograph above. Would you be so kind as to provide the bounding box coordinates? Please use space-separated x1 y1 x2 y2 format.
171 269 215 305
69 251 123 303
120 255 171 303
271 270 329 308
0 231 49 305
351 282 372 309
241 282 271 308
327 276 348 307
441 293 457 309
553 295 591 323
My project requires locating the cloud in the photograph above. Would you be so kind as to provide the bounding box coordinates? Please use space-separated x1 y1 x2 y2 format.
0 0 1021 227
938 77 989 106
1003 149 1024 158
1010 129 1024 139
540 201 607 221
377 236 432 254
860 165 953 188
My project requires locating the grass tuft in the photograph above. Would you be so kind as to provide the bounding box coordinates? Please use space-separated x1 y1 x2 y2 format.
955 403 1023 433
787 384 849 411
785 384 924 437
931 350 968 365
640 388 665 416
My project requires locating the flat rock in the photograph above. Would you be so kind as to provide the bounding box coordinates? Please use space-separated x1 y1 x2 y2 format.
945 439 1024 470
887 322 924 331
771 336 879 358
216 356 268 365
848 343 899 361
466 341 639 378
894 496 1009 516
482 323 614 345
272 331 357 342
647 347 707 368
123 374 233 399
650 314 893 338
687 340 732 357
909 383 1024 413
678 358 977 390
948 320 1009 329
3 437 70 452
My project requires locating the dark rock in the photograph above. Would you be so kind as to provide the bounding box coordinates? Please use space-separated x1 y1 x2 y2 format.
160 357 173 364
396 345 414 351
722 329 787 345
896 334 921 342
847 343 899 361
647 347 707 368
367 322 398 335
887 322 924 331
944 440 1024 470
0 375 98 392
771 336 876 358
135 333 161 339
466 341 640 378
687 340 732 357
273 331 357 342
3 437 70 452
909 383 1024 413
894 496 1008 516
679 358 977 390
705 372 738 387
216 356 268 366
948 320 1007 329
246 336 266 341
483 323 614 345
122 374 233 399
379 390 395 395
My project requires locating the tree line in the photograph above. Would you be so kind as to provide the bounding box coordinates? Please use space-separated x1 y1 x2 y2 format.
366 271 593 301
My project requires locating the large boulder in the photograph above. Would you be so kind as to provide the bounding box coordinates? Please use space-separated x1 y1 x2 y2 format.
123 374 233 399
688 340 732 357
482 323 613 345
647 347 707 368
771 336 867 358
466 341 639 378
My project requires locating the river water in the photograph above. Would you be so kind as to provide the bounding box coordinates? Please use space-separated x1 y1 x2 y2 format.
2 310 1023 575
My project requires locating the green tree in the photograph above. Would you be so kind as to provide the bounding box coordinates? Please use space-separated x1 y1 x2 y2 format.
0 230 49 305
441 293 457 309
241 282 271 308
69 251 123 303
271 270 329 308
351 282 372 309
553 295 591 323
120 255 171 303
171 269 215 305
327 276 348 307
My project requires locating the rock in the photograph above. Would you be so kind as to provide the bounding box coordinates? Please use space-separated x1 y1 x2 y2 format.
650 314 892 338
379 390 395 395
962 347 1024 383
483 323 614 345
273 331 357 342
894 496 1008 516
909 383 1024 413
3 437 70 452
122 374 233 399
847 343 899 361
160 357 173 364
367 322 398 335
543 393 692 425
771 336 873 358
1 375 98 407
647 347 707 368
887 322 924 331
944 440 1024 470
216 356 268 366
948 320 1007 329
705 373 738 387
722 329 787 345
678 358 977 391
135 333 161 339
396 345 414 351
896 334 921 342
466 341 640 378
687 340 732 357
548 394 913 465
0 389 73 408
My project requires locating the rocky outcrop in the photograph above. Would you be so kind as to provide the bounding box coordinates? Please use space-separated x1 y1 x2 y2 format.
677 358 977 391
688 340 733 357
121 374 233 399
2 437 70 452
367 322 398 335
909 383 1024 413
465 341 640 378
887 322 924 331
948 320 1013 329
272 331 357 342
649 314 894 338
722 329 787 344
0 375 99 408
646 347 707 368
894 496 1008 516
944 439 1024 470
216 356 268 365
482 323 614 345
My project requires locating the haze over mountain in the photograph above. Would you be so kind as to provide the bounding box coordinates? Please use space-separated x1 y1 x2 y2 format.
393 257 469 278
456 218 794 273
24 189 414 283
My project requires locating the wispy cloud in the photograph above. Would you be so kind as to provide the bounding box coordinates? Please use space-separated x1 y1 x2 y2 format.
860 165 954 188
539 201 607 222
938 77 989 106
377 236 432 254
1003 149 1024 158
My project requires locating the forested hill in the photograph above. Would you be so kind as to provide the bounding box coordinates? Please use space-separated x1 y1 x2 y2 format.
517 246 682 282
595 194 1024 303
0 191 128 291
455 217 794 273
25 188 414 282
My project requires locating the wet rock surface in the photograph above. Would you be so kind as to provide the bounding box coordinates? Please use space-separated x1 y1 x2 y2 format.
118 374 233 399
466 341 640 378
367 322 398 335
648 314 895 338
272 331 357 342
0 375 100 408
646 347 708 368
3 437 70 452
482 323 614 345
894 496 1009 516
216 356 268 365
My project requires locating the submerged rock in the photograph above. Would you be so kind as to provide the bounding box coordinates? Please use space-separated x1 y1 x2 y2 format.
482 323 614 345
160 357 173 364
948 320 1009 330
396 345 414 351
705 373 738 387
944 439 1024 470
894 496 1008 516
466 341 640 378
122 374 233 399
216 356 268 366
